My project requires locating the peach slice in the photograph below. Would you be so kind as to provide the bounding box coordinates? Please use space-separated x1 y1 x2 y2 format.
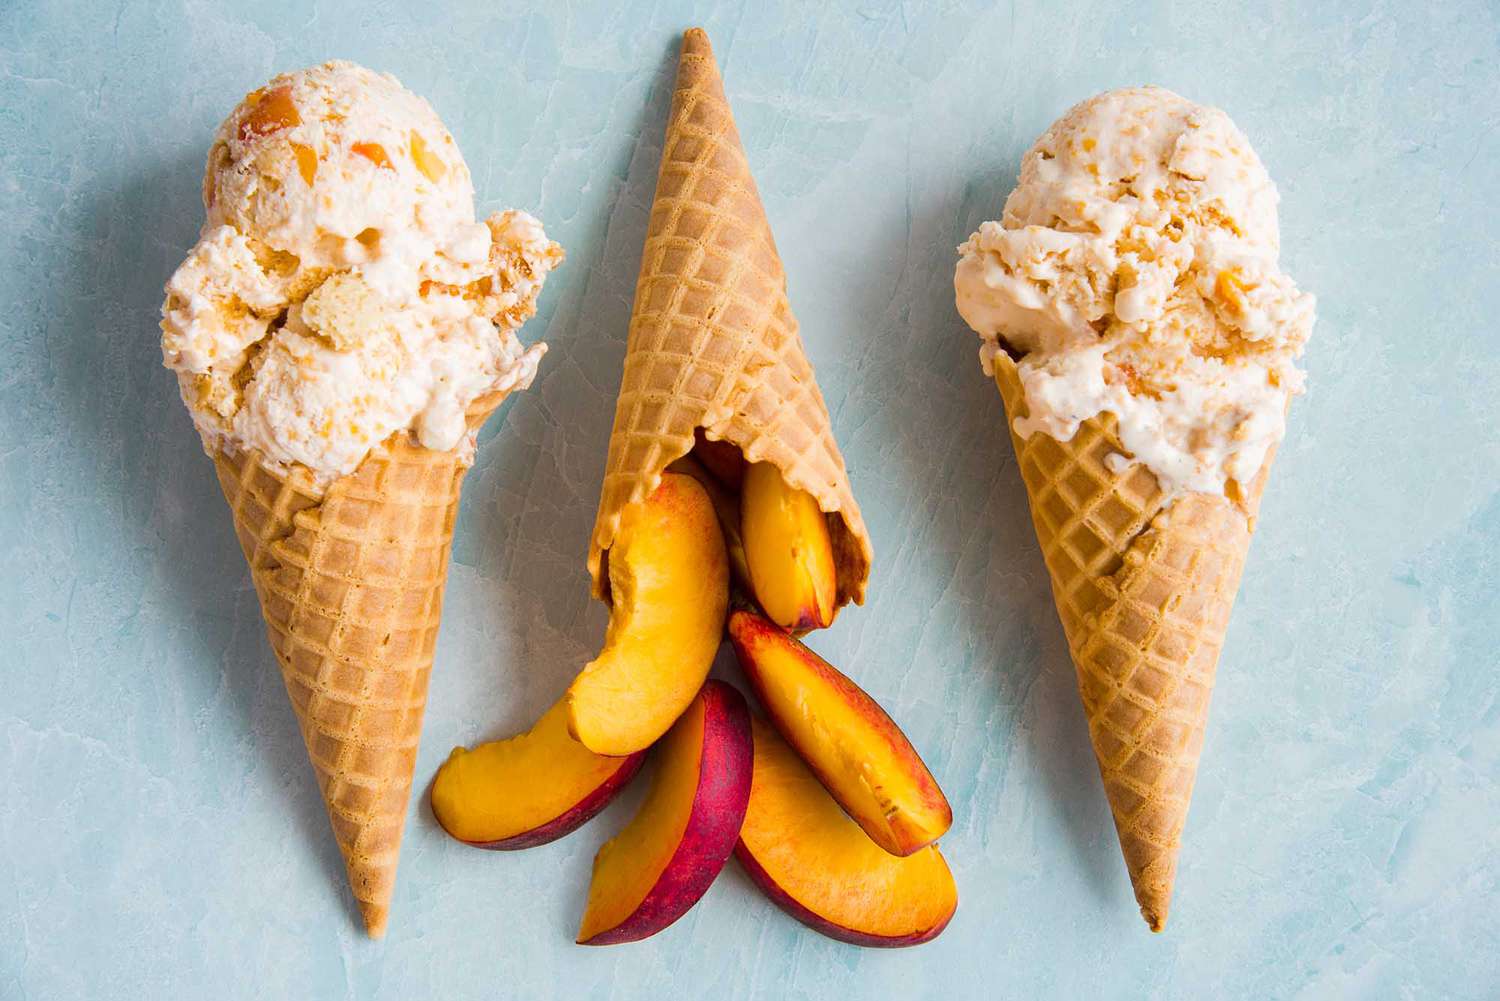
692 428 746 490
577 680 753 945
740 461 837 631
430 699 645 850
567 473 729 756
736 716 956 946
728 609 951 857
666 454 751 589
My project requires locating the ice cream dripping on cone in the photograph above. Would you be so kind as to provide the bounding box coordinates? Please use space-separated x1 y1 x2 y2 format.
160 60 561 936
955 87 1315 931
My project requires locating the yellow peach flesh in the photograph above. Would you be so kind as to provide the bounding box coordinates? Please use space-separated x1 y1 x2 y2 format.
738 717 956 943
741 462 837 631
352 141 392 170
729 610 952 856
290 142 318 185
430 699 636 845
410 130 447 182
577 697 704 942
567 473 729 756
237 85 300 141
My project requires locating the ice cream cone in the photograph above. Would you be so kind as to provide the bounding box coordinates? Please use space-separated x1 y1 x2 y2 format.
992 352 1273 931
588 27 871 607
212 391 510 937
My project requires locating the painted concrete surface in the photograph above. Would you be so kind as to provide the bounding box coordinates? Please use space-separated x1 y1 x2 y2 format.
2 1 1496 998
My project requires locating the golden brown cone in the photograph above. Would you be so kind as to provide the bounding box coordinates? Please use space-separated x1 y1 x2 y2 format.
588 27 871 609
992 353 1273 931
212 391 510 937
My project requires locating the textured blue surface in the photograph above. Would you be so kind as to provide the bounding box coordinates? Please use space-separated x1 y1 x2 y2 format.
2 1 1497 998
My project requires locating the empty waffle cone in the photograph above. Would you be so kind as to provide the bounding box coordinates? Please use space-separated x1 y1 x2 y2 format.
213 391 509 937
588 27 871 607
992 353 1273 932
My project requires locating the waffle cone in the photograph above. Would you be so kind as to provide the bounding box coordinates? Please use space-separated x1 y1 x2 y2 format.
212 391 509 937
992 354 1273 931
588 28 871 606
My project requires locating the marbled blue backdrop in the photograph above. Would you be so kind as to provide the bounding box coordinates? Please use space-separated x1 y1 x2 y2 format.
2 1 1496 998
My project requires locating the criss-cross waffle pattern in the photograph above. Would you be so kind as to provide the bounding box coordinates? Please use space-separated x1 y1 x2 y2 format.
993 355 1270 931
589 28 871 608
212 392 505 937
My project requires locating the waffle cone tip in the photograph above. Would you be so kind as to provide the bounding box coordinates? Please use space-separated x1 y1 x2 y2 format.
360 901 389 939
1129 853 1175 932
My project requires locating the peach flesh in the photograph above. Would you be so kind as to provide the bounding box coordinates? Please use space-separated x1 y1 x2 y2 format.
237 85 300 141
567 473 729 756
736 717 956 947
410 130 447 181
741 461 837 632
352 141 392 170
430 699 644 850
728 609 951 857
577 680 753 945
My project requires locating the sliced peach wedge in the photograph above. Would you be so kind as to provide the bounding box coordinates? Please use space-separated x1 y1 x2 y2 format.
567 473 729 756
737 717 956 947
728 609 952 857
430 699 644 850
577 680 753 945
741 461 838 632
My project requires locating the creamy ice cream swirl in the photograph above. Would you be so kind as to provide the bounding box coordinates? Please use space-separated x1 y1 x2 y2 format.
955 86 1314 499
161 61 561 491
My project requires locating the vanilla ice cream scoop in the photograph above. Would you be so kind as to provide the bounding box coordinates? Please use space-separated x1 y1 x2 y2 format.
162 62 561 489
955 87 1314 499
202 60 480 297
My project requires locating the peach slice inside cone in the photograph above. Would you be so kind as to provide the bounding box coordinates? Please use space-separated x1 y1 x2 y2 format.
430 699 644 850
728 609 952 857
567 473 729 756
577 680 753 945
741 461 838 632
736 716 956 947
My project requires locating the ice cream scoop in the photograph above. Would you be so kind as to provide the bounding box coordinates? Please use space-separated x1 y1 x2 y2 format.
955 86 1314 498
202 60 480 295
161 60 560 488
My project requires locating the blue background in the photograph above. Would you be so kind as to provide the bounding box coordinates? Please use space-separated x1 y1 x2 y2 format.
3 1 1497 998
